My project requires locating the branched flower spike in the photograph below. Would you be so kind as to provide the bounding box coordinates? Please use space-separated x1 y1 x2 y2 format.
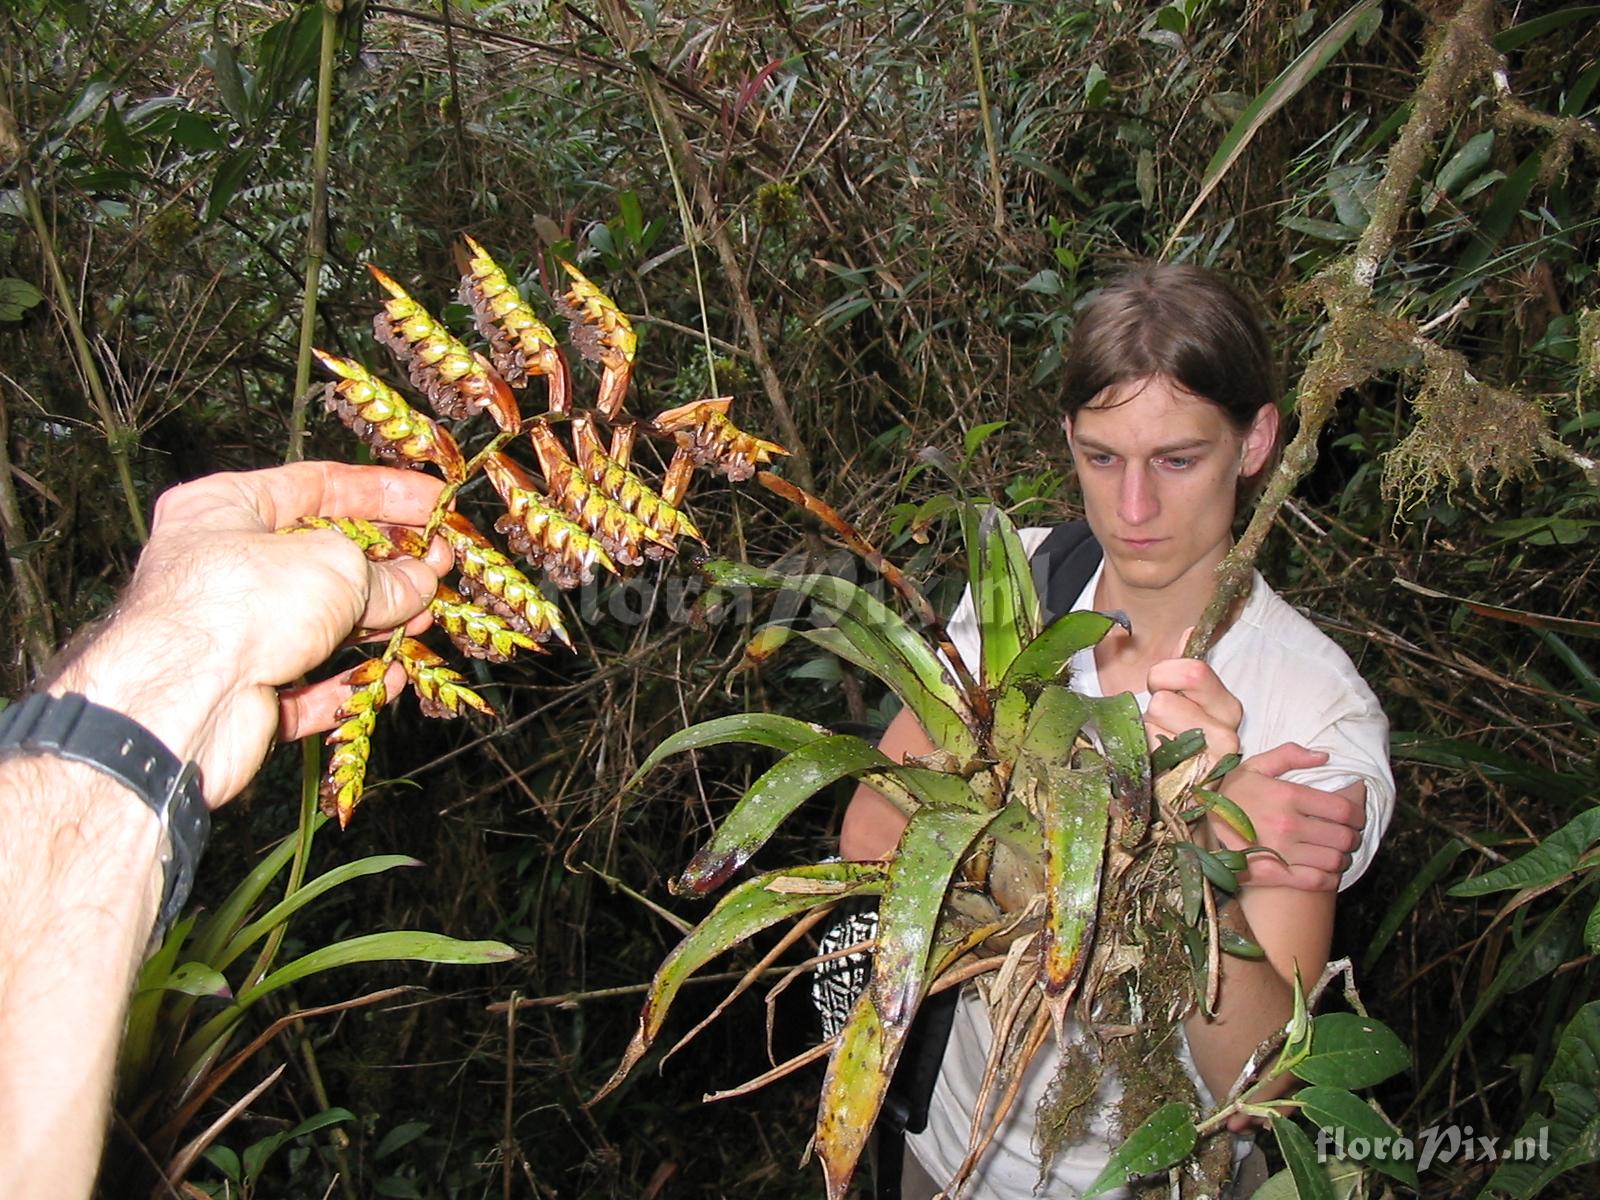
652 396 790 482
397 638 498 720
571 415 703 550
526 422 675 565
368 264 521 431
315 351 467 482
457 235 570 415
438 511 574 645
430 583 543 662
481 451 619 587
320 657 391 828
555 259 635 419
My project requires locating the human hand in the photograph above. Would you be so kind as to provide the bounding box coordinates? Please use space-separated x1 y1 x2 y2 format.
48 462 452 806
1144 630 1242 770
1214 742 1367 892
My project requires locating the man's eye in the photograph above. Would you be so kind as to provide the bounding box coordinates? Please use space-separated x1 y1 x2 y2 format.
1085 452 1116 467
1160 456 1194 470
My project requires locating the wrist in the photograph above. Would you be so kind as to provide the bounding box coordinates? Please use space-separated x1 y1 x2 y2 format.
48 600 234 767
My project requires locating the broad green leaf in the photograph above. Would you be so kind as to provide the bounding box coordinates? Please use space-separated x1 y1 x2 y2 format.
1272 1116 1339 1200
962 420 1008 458
1039 749 1111 1003
817 807 992 1199
793 624 979 762
253 931 515 997
1253 1158 1367 1200
1493 6 1600 52
203 1145 242 1182
1086 691 1150 806
703 561 978 759
208 20 251 126
1363 837 1467 971
816 991 892 1199
1191 787 1257 843
1295 1012 1410 1088
0 278 44 322
873 805 995 1025
595 862 885 1102
1436 130 1495 196
1449 807 1600 896
1293 1086 1419 1187
1000 609 1117 692
205 146 258 224
1423 890 1589 1095
136 961 232 1000
188 820 313 966
675 734 893 893
1480 1000 1600 1197
218 854 423 971
1165 0 1380 253
58 79 113 132
621 712 829 795
1179 842 1240 894
960 504 1041 689
1151 728 1207 774
1083 1102 1197 1197
1219 927 1265 959
375 1121 431 1160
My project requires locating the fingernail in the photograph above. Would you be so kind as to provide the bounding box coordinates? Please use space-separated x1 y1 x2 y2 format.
399 558 438 599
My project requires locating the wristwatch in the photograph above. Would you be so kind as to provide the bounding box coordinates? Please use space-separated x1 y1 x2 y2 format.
0 691 209 939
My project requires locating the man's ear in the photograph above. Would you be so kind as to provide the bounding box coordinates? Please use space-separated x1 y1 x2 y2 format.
1241 403 1279 477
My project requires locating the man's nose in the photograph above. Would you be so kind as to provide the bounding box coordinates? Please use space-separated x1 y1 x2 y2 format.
1119 465 1158 526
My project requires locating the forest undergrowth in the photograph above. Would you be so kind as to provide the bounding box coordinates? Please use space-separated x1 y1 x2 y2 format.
3 0 1599 1196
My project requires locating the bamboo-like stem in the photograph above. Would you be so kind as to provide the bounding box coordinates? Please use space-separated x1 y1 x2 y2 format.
964 0 1005 234
18 160 147 541
597 0 814 493
287 0 342 463
0 385 55 671
1187 0 1494 657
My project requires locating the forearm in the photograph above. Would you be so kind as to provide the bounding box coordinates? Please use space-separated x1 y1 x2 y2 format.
0 756 165 1200
1183 887 1333 1108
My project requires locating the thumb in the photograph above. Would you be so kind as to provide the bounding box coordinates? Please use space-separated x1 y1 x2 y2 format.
362 556 440 632
1176 625 1196 659
1241 741 1328 778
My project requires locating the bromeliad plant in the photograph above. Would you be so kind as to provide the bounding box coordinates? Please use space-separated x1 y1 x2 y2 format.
597 491 1409 1198
117 239 788 1186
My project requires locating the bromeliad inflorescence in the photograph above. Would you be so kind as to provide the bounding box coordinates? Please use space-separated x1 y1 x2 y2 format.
288 240 787 827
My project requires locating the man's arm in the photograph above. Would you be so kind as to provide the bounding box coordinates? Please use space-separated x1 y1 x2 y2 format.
1181 780 1367 1127
0 462 450 1200
838 706 933 860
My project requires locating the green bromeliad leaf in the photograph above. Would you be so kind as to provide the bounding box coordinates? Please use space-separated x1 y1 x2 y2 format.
816 805 995 1200
620 712 832 796
596 861 887 1104
702 560 979 760
1000 608 1119 691
959 504 1042 688
674 734 893 894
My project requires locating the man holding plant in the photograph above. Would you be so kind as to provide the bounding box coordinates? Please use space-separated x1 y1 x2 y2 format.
841 264 1393 1198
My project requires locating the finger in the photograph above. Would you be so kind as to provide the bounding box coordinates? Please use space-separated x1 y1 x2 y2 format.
1292 789 1366 834
151 463 447 537
277 660 410 741
360 557 442 632
1145 659 1243 727
1240 741 1328 777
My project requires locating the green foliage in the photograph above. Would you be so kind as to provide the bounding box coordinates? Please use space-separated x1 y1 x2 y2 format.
2 0 1597 1194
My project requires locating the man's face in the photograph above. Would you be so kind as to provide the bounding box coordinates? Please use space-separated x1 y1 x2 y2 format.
1066 374 1276 597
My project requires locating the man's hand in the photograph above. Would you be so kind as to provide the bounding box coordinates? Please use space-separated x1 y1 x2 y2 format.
1214 743 1367 892
1145 643 1243 770
47 463 451 807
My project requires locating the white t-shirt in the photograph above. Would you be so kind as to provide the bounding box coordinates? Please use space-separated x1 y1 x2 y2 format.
905 527 1394 1198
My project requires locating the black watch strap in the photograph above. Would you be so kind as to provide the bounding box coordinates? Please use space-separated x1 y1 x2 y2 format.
0 691 209 938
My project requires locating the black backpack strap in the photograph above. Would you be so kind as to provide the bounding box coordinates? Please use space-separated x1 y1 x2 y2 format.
1030 520 1104 622
872 521 1104 1197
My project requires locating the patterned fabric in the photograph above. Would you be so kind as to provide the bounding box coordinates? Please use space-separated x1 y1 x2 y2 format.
811 901 878 1040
